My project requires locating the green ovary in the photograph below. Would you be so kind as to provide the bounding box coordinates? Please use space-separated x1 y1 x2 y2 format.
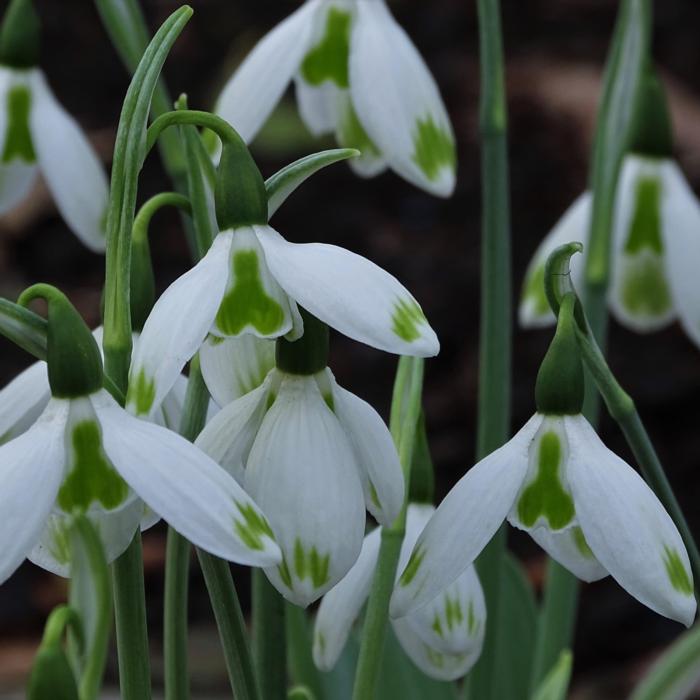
392 298 427 342
127 368 156 416
523 263 550 317
234 501 275 551
663 546 693 595
2 85 35 163
215 250 286 336
57 421 129 513
300 7 351 88
412 116 455 182
517 430 575 530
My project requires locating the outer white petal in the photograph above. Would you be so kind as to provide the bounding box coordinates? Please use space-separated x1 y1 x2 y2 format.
245 374 365 607
200 333 276 408
215 1 320 144
566 414 696 626
660 161 700 348
349 0 455 196
328 372 403 526
392 616 481 682
255 225 439 356
313 527 381 670
530 526 608 583
0 67 38 215
92 390 280 567
127 231 232 419
195 378 272 485
0 398 68 583
609 156 675 333
0 360 50 443
519 192 590 329
390 415 541 618
29 70 108 252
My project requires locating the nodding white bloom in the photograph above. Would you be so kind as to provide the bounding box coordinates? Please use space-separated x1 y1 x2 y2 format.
391 412 696 627
0 67 108 251
196 357 404 607
215 0 456 196
520 155 700 345
313 504 485 681
128 224 439 420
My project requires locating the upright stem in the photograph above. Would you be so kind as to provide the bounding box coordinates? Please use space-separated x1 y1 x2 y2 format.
252 570 287 700
469 1 512 697
164 529 190 700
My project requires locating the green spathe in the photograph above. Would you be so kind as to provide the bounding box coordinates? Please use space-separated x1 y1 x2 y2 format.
2 84 35 163
516 430 575 530
0 0 40 68
18 284 103 398
300 6 351 88
412 116 455 182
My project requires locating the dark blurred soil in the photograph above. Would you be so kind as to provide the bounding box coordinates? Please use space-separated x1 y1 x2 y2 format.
2 0 700 697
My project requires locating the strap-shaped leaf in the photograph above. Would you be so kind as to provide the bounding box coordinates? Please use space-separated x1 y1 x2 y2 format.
531 650 573 700
0 297 47 360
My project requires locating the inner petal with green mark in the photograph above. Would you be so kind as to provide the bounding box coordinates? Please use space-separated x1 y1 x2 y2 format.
392 298 428 343
293 538 331 588
337 95 381 158
2 84 36 164
572 526 595 559
126 368 156 416
58 419 129 513
663 545 693 596
399 544 426 587
300 6 352 88
215 232 291 338
516 424 575 531
412 115 456 182
233 500 275 551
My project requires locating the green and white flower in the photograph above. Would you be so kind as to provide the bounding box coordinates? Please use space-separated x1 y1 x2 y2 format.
214 0 456 196
314 504 485 681
0 67 108 251
196 362 404 607
391 412 696 627
127 224 438 419
520 155 700 345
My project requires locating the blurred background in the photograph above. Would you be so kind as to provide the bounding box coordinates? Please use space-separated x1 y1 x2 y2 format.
1 0 700 697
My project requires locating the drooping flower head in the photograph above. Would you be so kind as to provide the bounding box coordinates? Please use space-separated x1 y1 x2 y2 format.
0 0 108 251
0 285 280 583
392 293 696 626
214 0 456 196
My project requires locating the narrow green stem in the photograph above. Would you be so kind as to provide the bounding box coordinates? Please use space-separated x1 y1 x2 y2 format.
133 192 191 245
285 605 324 700
469 1 511 697
42 605 82 648
352 357 424 700
252 570 287 700
197 551 260 700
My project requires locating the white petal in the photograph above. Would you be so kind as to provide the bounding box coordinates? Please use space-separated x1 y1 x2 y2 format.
391 616 481 682
200 333 276 408
529 526 608 583
212 226 297 340
92 390 280 567
244 374 365 606
313 527 381 670
29 70 108 252
195 377 273 485
336 91 387 178
609 156 675 333
127 231 232 419
659 161 700 348
152 373 188 431
329 372 404 525
519 192 590 329
215 1 320 144
0 398 68 583
0 360 50 443
255 225 439 356
565 414 696 626
0 68 38 215
349 0 455 196
390 415 540 618
294 76 340 137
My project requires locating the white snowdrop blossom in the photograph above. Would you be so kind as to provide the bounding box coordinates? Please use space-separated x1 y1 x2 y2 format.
391 412 696 627
196 363 404 607
0 66 108 251
127 224 439 419
0 384 281 583
520 155 700 346
215 0 456 196
313 503 485 681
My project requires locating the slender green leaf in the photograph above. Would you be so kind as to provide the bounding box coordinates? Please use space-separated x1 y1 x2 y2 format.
0 298 47 360
286 605 326 700
531 651 572 700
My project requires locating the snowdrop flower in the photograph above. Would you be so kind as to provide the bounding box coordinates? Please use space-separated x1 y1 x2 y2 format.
392 294 696 626
313 503 485 681
196 312 404 606
0 0 108 251
0 285 280 583
520 72 700 346
215 0 456 196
